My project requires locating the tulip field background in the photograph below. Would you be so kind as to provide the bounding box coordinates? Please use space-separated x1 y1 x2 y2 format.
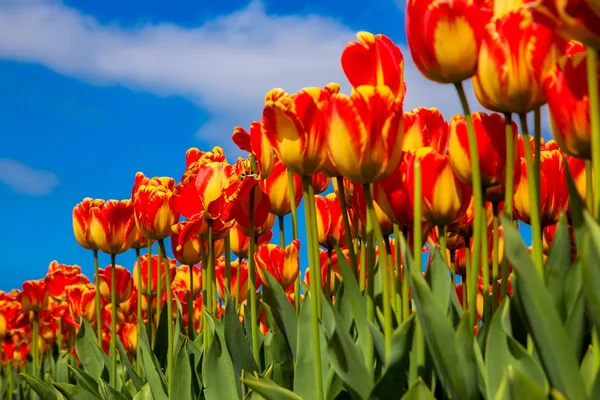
4 1 600 400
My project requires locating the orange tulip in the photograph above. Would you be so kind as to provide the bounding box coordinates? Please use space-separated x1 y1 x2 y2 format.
133 254 177 295
352 183 395 235
194 157 240 220
531 0 600 49
232 121 274 179
120 322 138 355
72 198 105 251
566 154 588 203
255 240 300 289
171 230 202 266
306 250 341 296
259 158 302 216
45 261 88 299
332 177 355 209
545 41 597 159
373 159 413 226
326 85 404 184
473 9 565 114
405 147 472 226
131 226 153 250
65 283 97 326
98 265 134 304
513 149 570 227
227 185 273 236
448 197 495 237
172 265 202 297
229 223 273 259
20 280 48 314
449 112 519 190
402 107 449 153
340 32 406 99
315 194 352 248
0 313 6 342
89 199 136 255
311 172 330 195
406 0 493 83
215 258 258 303
131 173 180 240
262 84 339 177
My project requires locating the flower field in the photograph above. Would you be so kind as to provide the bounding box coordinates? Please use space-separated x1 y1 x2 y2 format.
3 1 600 399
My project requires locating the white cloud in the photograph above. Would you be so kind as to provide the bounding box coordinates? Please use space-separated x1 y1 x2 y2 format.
0 158 59 196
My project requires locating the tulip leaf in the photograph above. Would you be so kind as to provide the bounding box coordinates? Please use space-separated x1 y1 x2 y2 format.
132 383 152 400
116 338 144 390
20 374 61 400
224 297 257 397
262 271 298 359
565 164 586 251
400 379 436 400
76 319 107 381
261 301 294 390
544 215 571 320
68 365 101 398
564 259 585 358
502 215 586 400
321 290 373 399
171 336 193 400
136 315 168 400
325 367 343 400
153 308 169 364
582 212 600 333
98 378 129 400
425 247 451 313
368 320 385 366
454 315 479 400
580 346 597 397
53 382 99 400
55 351 70 383
202 312 240 400
493 365 547 400
293 294 328 399
241 374 303 400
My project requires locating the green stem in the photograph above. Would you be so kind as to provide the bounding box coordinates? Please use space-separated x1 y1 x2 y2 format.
158 240 173 394
225 233 231 305
480 204 491 325
587 161 594 210
110 254 118 387
402 225 410 321
326 247 333 297
93 250 102 345
586 47 600 218
467 243 478 328
307 181 323 314
301 176 325 400
7 364 14 400
336 176 359 278
156 249 162 324
519 113 544 276
501 113 515 299
201 238 207 337
187 264 195 338
278 215 286 247
534 107 542 199
360 226 367 292
235 258 241 311
287 170 301 315
393 224 403 321
491 206 500 315
438 225 447 264
206 223 214 315
247 189 260 367
364 207 375 377
32 312 38 379
412 159 427 379
135 248 143 375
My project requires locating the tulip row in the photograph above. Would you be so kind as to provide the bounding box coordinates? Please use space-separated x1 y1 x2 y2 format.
3 0 600 399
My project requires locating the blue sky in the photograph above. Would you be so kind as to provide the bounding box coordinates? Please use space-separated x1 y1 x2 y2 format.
0 0 537 291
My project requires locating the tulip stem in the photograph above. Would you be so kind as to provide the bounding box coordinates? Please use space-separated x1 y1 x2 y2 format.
307 181 323 313
501 113 515 300
278 215 286 247
201 237 208 336
519 113 544 276
360 226 367 292
110 254 118 387
438 225 447 265
402 225 410 321
32 312 38 378
480 205 491 325
534 108 542 198
393 224 403 321
326 247 333 297
336 176 358 278
302 176 325 400
247 189 260 367
135 248 143 375
364 184 392 362
188 265 195 338
147 242 154 346
364 199 376 375
287 170 301 315
158 239 173 394
235 260 241 311
225 233 231 306
156 250 163 327
587 161 594 210
206 223 214 315
93 250 102 345
491 205 500 315
586 47 600 219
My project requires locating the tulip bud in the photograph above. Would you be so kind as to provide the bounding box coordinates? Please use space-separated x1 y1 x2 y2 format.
255 240 301 289
132 173 180 240
402 107 448 153
98 265 134 304
20 279 48 314
72 198 105 251
259 158 302 216
89 199 137 255
315 194 352 249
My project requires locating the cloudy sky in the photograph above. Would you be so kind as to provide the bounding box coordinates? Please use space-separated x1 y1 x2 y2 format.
0 0 540 290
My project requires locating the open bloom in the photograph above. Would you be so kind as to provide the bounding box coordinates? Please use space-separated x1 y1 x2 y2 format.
45 261 88 299
232 121 274 179
73 198 105 251
473 9 565 114
65 283 97 326
545 41 597 159
263 84 339 176
132 173 180 240
402 107 448 153
341 32 406 99
89 199 136 255
255 240 300 289
98 265 134 304
20 280 48 314
259 158 302 216
326 85 404 184
406 0 493 83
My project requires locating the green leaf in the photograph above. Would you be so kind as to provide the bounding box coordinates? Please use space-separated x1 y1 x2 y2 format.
262 271 298 359
55 351 70 383
68 365 101 398
98 379 130 400
580 346 597 397
564 259 584 358
544 215 571 320
53 382 100 400
202 312 241 400
242 375 303 400
153 308 169 364
76 319 106 379
293 294 328 398
224 296 257 397
321 291 372 399
186 335 204 393
454 315 479 400
368 320 385 365
261 301 294 390
116 337 144 391
400 379 436 400
20 374 60 400
565 164 586 251
582 212 600 333
171 336 193 400
502 216 586 400
493 365 547 400
136 315 168 400
424 247 451 313
325 367 343 400
132 384 153 400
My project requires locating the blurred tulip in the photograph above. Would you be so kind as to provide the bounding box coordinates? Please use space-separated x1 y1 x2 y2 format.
406 0 493 83
228 186 273 236
306 250 341 296
315 193 352 248
0 312 5 342
402 107 448 153
449 112 519 190
120 322 138 355
229 223 273 259
448 197 495 237
326 85 404 184
373 160 413 226
215 258 255 303
518 134 540 157
546 41 597 159
332 176 354 208
232 121 274 179
473 9 565 114
311 172 330 194
20 280 48 314
45 261 88 299
405 147 472 226
133 254 177 295
171 230 202 266
65 283 97 327
341 31 406 99
89 199 136 255
98 265 134 304
172 265 202 297
131 173 180 240
255 240 300 289
73 198 106 251
352 183 395 235
454 246 469 276
263 84 339 176
543 222 577 257
131 226 153 250
259 158 302 216
566 154 588 203
531 0 600 48
513 149 570 226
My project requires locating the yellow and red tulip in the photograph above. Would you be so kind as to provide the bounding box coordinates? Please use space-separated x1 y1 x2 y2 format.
170 230 202 266
72 198 105 251
332 176 355 209
259 158 302 216
65 283 97 327
315 193 353 248
352 182 395 235
98 265 134 304
229 222 273 259
255 240 301 289
119 322 138 355
566 154 588 203
311 172 330 195
131 173 180 240
19 280 48 314
215 258 258 303
44 261 88 299
133 254 177 296
232 121 274 179
402 107 449 153
172 265 202 297
89 199 137 255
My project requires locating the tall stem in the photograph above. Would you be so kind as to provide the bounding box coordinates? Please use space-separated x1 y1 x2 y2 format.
247 189 260 366
438 225 447 264
110 254 118 387
156 249 162 322
491 205 500 315
393 224 403 321
201 238 207 337
187 264 195 338
158 240 173 393
93 250 102 344
364 204 375 376
206 223 215 315
32 312 39 378
307 182 323 313
147 242 154 346
278 215 286 247
225 233 231 305
501 113 515 299
534 108 542 198
586 47 600 218
326 247 333 297
412 159 426 378
401 225 410 321
301 176 324 400
235 259 241 311
519 113 544 276
480 205 490 324
360 226 367 292
586 161 594 210
135 248 143 375
336 176 358 277
287 170 301 314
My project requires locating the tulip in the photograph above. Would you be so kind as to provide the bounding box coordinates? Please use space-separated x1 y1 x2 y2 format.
405 147 472 226
406 0 493 83
332 177 354 209
255 240 301 289
131 173 180 240
133 254 177 296
120 322 138 355
513 149 570 226
228 186 274 236
311 172 330 194
262 84 339 177
259 158 302 216
352 183 395 235
448 197 495 238
172 265 202 297
89 199 136 255
449 112 519 190
131 226 153 250
566 154 588 203
45 261 88 299
373 161 413 227
473 9 565 114
402 107 449 153
326 85 404 184
194 159 240 220
229 223 273 259
315 193 352 249
98 265 134 304
171 230 202 266
341 31 406 99
65 284 97 326
20 280 48 314
232 121 274 179
215 258 255 304
305 250 341 296
545 41 598 159
73 198 106 251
